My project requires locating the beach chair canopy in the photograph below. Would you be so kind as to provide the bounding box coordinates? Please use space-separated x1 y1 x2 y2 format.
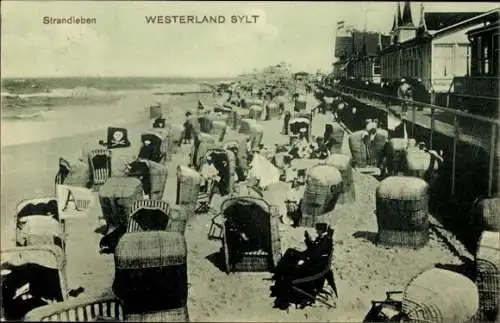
127 159 167 198
88 149 112 186
402 268 479 323
16 197 59 222
221 196 274 253
1 246 67 321
127 200 170 232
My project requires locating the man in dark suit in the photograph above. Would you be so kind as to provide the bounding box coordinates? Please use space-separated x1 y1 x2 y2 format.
271 222 335 309
272 223 333 284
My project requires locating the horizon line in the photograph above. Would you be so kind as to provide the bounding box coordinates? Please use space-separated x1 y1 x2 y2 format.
1 75 239 79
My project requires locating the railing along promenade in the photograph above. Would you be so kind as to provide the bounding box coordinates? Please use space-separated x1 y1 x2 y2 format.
329 84 499 197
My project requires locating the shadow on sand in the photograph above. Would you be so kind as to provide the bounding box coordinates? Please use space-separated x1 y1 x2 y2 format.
205 250 227 273
352 231 378 244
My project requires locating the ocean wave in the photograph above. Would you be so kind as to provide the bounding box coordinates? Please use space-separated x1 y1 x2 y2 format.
2 111 46 120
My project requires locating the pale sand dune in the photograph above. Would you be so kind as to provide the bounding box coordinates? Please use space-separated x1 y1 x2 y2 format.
1 92 462 322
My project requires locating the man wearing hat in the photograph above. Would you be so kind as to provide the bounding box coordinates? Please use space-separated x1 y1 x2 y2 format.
271 221 336 308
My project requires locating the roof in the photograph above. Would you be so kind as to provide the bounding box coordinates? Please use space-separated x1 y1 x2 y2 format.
335 35 353 58
467 21 500 37
352 31 384 57
423 12 485 31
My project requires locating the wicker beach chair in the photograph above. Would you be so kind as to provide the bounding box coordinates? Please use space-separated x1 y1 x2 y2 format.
54 157 90 188
140 129 169 164
289 117 311 142
294 96 307 111
248 105 264 120
24 295 124 322
198 115 213 133
127 200 187 235
348 130 369 168
387 138 409 175
248 122 264 151
191 133 218 170
476 230 500 322
176 165 202 216
98 177 143 230
402 268 479 323
223 134 250 178
376 176 430 248
113 231 189 322
206 118 227 142
2 246 68 321
199 148 236 197
88 149 112 187
149 104 162 120
405 146 439 180
15 197 64 249
126 159 168 201
300 164 342 227
324 123 345 154
266 102 280 120
324 154 356 204
226 108 241 130
217 196 281 273
239 118 256 135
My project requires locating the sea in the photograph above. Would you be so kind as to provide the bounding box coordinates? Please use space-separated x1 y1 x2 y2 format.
1 77 228 147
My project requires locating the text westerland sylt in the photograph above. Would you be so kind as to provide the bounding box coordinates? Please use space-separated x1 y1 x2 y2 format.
145 15 260 24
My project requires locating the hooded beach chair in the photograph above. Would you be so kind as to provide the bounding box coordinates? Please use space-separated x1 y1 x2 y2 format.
126 159 168 201
216 196 281 273
191 133 218 170
176 165 202 215
1 246 68 321
88 149 112 186
364 268 480 322
24 295 124 322
113 231 189 322
126 200 188 235
15 197 64 250
140 130 166 164
54 157 90 188
98 177 143 230
200 148 236 197
289 117 311 142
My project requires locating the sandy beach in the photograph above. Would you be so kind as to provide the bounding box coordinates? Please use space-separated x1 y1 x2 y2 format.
1 90 464 322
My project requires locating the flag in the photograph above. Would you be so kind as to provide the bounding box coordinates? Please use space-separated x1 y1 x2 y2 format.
56 184 95 219
387 111 402 131
106 127 130 149
337 20 345 30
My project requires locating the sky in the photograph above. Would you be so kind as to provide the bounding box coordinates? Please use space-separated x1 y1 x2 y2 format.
1 1 498 78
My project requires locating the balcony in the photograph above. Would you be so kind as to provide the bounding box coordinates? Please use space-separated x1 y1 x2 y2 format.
452 76 500 99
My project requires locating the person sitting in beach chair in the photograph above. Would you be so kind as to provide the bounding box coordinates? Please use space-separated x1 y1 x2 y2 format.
310 137 330 160
271 222 337 309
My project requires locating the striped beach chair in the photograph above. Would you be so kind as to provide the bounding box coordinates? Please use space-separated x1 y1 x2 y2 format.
88 149 112 186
